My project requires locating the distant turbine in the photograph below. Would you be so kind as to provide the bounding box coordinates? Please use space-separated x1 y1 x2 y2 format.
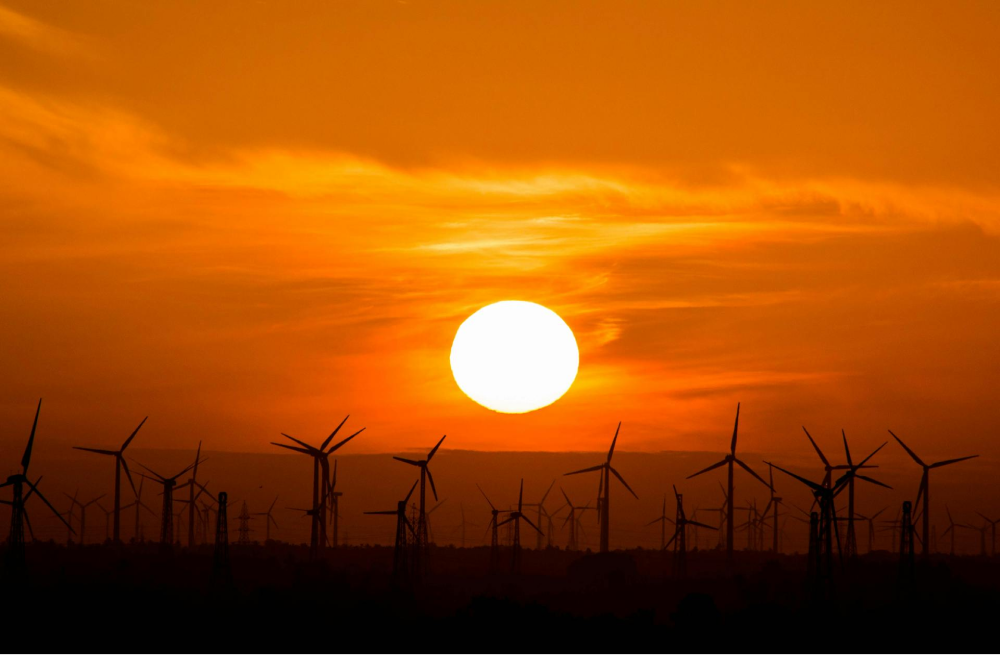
496 479 542 573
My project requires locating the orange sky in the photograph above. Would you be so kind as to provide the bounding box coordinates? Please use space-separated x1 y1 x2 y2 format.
2 0 1000 463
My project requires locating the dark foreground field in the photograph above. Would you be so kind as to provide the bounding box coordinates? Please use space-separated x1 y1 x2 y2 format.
5 543 999 651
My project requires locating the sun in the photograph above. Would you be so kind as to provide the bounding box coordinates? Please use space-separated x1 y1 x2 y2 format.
450 301 580 413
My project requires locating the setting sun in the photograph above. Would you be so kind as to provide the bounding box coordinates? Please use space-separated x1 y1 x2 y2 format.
450 301 579 414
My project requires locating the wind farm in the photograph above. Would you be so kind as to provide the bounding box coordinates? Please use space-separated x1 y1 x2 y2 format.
2 0 1000 651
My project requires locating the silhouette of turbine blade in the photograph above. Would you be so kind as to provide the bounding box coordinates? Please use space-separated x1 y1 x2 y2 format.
121 416 148 451
272 442 312 455
802 426 830 467
426 467 439 501
842 429 853 467
539 479 556 505
734 458 772 489
23 509 34 540
476 483 496 511
518 479 524 513
365 510 397 515
29 479 73 532
74 447 116 456
857 474 892 490
20 398 42 473
687 458 727 479
521 513 544 535
427 435 447 461
663 531 678 550
403 479 419 504
327 427 364 454
393 456 421 467
132 460 167 482
855 442 887 469
609 466 638 499
888 430 925 467
565 464 604 476
767 462 823 492
119 456 137 495
497 516 515 527
930 455 979 469
689 520 718 530
730 403 740 454
608 422 621 462
280 433 319 453
321 415 350 450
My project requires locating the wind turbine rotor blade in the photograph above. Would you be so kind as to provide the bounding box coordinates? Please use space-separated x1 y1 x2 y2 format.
21 398 42 473
855 442 887 469
735 458 772 489
321 415 351 450
689 520 718 530
132 460 167 482
476 483 496 511
887 430 925 466
404 478 420 504
801 426 830 467
328 427 364 454
609 467 638 499
730 403 740 454
930 455 979 469
766 462 823 492
608 422 621 462
540 479 556 505
841 429 853 467
73 447 116 456
856 475 893 490
121 416 148 451
687 458 728 479
271 442 312 455
518 479 524 513
427 435 447 461
426 467 439 501
118 456 138 496
393 456 422 467
497 516 514 527
565 464 604 476
30 481 73 532
521 514 544 535
364 510 397 515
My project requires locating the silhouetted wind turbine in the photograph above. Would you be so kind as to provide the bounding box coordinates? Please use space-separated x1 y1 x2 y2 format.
121 476 155 542
273 416 364 556
0 400 72 569
393 434 446 554
65 493 106 544
253 496 279 542
425 498 446 545
857 506 889 552
942 506 973 556
976 512 1000 556
497 479 542 573
888 430 978 559
555 488 595 551
73 417 145 544
665 485 716 578
3 474 43 543
133 459 196 546
647 494 675 550
565 422 638 553
838 431 892 558
327 460 343 547
364 479 419 581
476 484 503 571
687 404 770 563
173 441 206 547
521 480 555 550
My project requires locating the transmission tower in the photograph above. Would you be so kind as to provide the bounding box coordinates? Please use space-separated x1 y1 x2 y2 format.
237 501 252 545
212 491 230 585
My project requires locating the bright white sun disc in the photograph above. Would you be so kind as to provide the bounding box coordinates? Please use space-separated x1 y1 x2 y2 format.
450 301 579 413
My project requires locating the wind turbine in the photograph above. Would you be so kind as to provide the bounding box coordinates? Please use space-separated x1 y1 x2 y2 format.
0 399 73 569
425 499 446 545
564 422 638 553
393 434 446 554
497 479 542 573
646 494 675 550
327 460 343 547
857 506 889 552
687 404 770 564
942 506 974 556
73 417 146 544
665 485 716 578
173 441 206 547
64 493 106 544
364 479 419 581
555 488 595 551
253 496 279 542
476 484 504 571
975 512 1000 556
888 430 978 558
121 476 155 542
133 459 196 546
838 431 892 558
521 480 555 550
273 416 364 556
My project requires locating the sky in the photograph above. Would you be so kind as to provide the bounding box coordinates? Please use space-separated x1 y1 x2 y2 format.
2 0 1000 472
